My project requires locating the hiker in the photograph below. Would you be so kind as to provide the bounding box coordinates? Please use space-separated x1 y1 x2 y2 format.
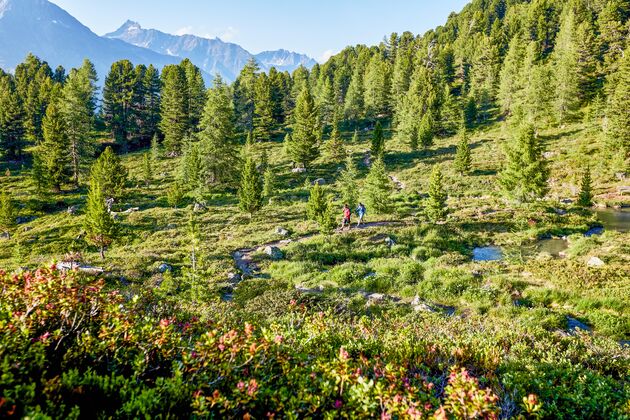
356 203 366 227
341 204 351 230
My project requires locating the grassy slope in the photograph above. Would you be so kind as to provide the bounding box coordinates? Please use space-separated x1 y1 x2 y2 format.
1 118 629 340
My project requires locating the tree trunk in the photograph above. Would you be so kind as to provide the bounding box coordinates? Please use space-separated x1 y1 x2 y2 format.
100 245 105 260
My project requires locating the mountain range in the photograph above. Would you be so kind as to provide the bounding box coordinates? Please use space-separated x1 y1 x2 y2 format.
0 0 316 83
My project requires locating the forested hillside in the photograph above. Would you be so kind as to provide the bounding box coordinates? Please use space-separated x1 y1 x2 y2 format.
0 0 629 418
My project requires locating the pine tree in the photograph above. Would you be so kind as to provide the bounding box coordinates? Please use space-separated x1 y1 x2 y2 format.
103 60 137 148
339 155 359 210
498 37 526 116
0 190 17 235
577 166 593 207
39 96 70 192
90 146 128 200
180 141 204 197
0 76 26 160
426 165 448 222
371 121 385 158
181 59 206 135
306 182 328 221
83 179 118 259
253 73 275 141
364 54 391 118
605 46 630 165
166 182 185 208
62 60 98 187
198 75 239 187
160 65 189 154
364 157 392 214
499 123 549 203
142 153 152 186
418 112 434 148
317 196 338 234
289 87 320 169
234 58 260 131
344 62 365 121
454 125 472 174
463 97 477 129
238 156 263 216
13 54 53 144
139 65 161 143
396 89 421 151
325 114 346 163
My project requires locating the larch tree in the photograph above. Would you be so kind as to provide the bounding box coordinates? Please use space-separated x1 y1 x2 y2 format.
0 190 17 236
181 59 206 135
339 155 359 211
325 114 346 163
371 121 385 159
83 179 118 259
89 146 128 200
253 72 275 141
39 95 71 192
605 46 630 166
0 76 26 160
577 166 593 208
552 8 581 123
454 125 472 174
103 60 137 149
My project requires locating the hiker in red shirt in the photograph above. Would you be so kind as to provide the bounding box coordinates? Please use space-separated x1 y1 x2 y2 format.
341 204 351 230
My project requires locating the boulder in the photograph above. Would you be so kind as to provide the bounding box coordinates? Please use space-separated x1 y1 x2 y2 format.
292 167 307 174
0 232 10 240
312 178 326 186
615 172 627 181
587 256 605 268
554 208 567 215
275 227 290 237
166 223 177 230
67 205 79 215
264 246 283 260
618 186 630 195
193 202 207 212
158 263 173 273
559 198 573 205
367 293 386 302
414 303 438 313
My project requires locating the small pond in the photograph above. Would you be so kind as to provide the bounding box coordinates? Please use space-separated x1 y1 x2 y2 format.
472 246 503 262
595 208 630 233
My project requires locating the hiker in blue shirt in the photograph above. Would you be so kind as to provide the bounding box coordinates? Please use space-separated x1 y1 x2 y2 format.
356 203 366 227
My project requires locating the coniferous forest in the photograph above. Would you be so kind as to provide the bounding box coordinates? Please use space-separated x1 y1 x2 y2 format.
0 0 629 418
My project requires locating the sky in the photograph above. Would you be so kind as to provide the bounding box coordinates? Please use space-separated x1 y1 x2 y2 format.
51 0 470 62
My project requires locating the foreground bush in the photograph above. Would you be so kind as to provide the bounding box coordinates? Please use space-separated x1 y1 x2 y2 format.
0 267 628 418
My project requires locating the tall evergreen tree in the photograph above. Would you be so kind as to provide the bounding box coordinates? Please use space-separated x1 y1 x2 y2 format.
396 89 421 151
90 146 128 200
39 96 70 192
233 58 260 131
83 179 118 259
263 166 276 202
198 75 239 187
364 54 391 118
289 87 320 169
418 112 435 148
139 65 161 143
238 156 263 216
181 59 206 135
371 121 385 158
142 153 152 186
306 182 328 221
253 72 275 141
325 114 346 163
62 59 98 187
577 166 593 207
364 157 392 214
552 8 581 123
160 65 189 154
0 76 26 160
498 37 526 116
499 123 549 202
103 60 137 149
14 54 53 144
454 125 472 174
426 165 448 222
344 61 365 121
605 46 630 165
180 141 204 197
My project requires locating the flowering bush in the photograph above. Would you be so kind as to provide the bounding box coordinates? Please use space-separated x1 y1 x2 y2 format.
0 267 628 418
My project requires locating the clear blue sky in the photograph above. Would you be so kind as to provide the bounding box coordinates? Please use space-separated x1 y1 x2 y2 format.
51 0 469 62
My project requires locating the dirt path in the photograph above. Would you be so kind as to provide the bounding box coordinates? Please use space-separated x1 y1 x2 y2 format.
232 221 407 278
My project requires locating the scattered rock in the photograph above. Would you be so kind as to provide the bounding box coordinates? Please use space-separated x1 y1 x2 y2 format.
559 198 573 205
0 231 10 240
312 178 326 186
264 246 283 260
367 293 386 302
227 272 242 284
618 186 630 195
567 317 591 333
296 286 324 294
543 151 556 159
67 205 79 215
166 223 177 230
56 262 104 275
411 295 421 306
384 237 396 247
587 256 605 268
292 167 307 174
16 216 34 224
275 227 290 237
414 303 438 313
158 263 173 273
193 202 207 212
554 208 567 215
615 172 627 181
23 226 32 232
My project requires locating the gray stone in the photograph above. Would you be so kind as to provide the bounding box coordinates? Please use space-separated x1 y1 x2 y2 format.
618 186 630 195
264 246 283 260
67 205 79 215
615 172 627 181
0 231 10 240
291 167 307 174
158 263 173 273
384 237 396 247
275 227 290 237
411 295 421 306
554 208 567 215
543 151 556 159
559 198 573 205
367 293 386 302
414 303 438 313
16 216 34 224
193 202 207 212
587 256 605 268
227 272 242 284
567 317 591 333
312 178 326 186
166 223 177 230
